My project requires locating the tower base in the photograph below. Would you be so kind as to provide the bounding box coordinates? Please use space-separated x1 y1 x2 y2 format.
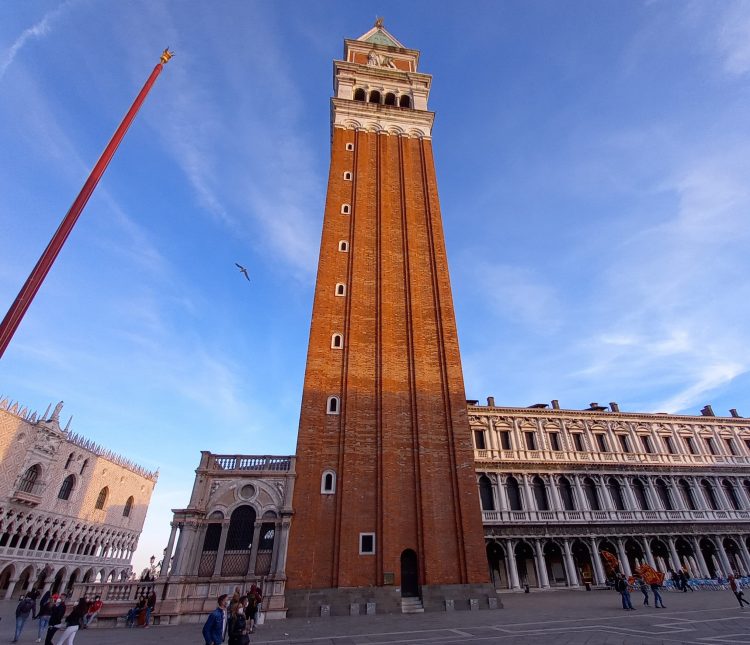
286 583 502 617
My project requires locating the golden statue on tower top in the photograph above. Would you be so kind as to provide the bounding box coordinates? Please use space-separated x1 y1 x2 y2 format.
160 48 174 64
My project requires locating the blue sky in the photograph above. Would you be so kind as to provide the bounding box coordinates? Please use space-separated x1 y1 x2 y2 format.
2 1 750 571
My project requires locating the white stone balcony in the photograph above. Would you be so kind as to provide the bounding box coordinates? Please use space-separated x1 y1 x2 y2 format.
0 543 130 567
474 448 750 468
482 507 750 525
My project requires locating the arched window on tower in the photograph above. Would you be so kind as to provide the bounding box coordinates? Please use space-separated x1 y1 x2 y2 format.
321 470 336 494
331 333 343 349
335 283 346 296
64 452 74 469
341 204 350 215
80 459 89 476
123 496 134 517
369 90 381 104
343 171 352 181
95 487 109 510
384 92 396 106
399 95 412 108
479 475 495 511
353 88 366 102
326 396 340 415
338 241 349 252
58 475 75 501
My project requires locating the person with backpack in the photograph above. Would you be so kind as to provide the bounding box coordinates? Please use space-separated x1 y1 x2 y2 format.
13 595 35 642
615 573 635 611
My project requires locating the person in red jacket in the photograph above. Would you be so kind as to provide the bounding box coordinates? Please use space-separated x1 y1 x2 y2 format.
83 595 103 627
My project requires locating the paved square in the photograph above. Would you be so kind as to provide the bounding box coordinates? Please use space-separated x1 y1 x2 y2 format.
2 589 749 644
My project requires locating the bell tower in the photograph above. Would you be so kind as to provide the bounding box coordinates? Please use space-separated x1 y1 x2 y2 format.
285 21 496 615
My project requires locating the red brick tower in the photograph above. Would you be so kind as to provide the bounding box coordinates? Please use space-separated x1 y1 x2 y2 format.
286 22 495 615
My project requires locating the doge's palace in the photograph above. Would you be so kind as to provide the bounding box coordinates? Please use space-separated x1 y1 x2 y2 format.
0 398 157 598
470 398 750 589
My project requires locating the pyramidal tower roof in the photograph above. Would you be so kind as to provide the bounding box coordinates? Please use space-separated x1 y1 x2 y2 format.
356 18 406 49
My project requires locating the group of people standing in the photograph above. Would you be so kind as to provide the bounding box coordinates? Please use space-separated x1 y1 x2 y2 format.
202 584 263 645
125 589 157 627
614 573 666 610
12 588 103 645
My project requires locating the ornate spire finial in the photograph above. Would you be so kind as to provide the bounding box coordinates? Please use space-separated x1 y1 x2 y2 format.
374 17 384 29
160 48 174 65
51 401 64 422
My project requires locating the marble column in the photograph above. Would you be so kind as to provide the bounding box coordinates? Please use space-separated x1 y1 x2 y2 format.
562 539 579 587
641 537 656 569
616 537 632 576
213 522 230 577
521 475 535 513
588 537 606 584
495 476 507 512
574 476 589 511
666 537 681 572
534 539 550 588
159 522 180 579
247 522 263 577
690 537 710 578
547 476 563 512
736 537 750 576
505 539 520 589
714 536 733 576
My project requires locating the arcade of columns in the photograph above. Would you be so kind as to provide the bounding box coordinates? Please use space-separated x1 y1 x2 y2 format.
470 402 750 589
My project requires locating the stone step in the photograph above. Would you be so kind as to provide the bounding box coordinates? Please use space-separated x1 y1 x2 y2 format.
401 597 424 614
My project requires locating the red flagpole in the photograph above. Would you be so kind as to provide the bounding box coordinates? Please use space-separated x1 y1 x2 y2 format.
0 49 174 359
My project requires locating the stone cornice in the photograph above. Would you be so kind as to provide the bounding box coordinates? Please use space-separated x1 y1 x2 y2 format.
471 405 750 429
485 522 750 539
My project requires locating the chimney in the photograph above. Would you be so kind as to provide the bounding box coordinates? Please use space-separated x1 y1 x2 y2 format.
487 396 495 407
610 402 620 413
701 405 715 417
730 409 741 418
551 400 560 409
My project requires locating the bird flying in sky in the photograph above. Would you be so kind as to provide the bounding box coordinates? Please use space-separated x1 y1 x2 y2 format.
235 263 250 282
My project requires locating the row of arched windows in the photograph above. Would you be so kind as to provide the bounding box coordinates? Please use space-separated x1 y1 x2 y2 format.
479 474 750 514
353 88 412 108
18 464 134 516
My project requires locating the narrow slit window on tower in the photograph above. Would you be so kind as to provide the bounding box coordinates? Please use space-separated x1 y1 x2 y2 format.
345 143 354 151
399 95 412 108
341 204 351 215
335 283 346 296
359 532 375 554
331 333 343 349
343 171 352 181
353 88 366 102
338 240 349 252
326 396 340 415
321 470 336 494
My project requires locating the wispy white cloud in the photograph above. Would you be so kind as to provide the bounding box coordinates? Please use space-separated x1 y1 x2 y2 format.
716 1 750 76
0 0 76 82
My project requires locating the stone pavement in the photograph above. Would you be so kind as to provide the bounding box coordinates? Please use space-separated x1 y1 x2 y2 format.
1 589 749 644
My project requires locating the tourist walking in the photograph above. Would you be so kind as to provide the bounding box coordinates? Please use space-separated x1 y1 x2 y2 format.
670 569 682 591
27 587 41 619
13 595 35 642
729 574 750 608
44 594 66 645
679 570 694 592
54 597 89 645
227 599 249 645
202 594 228 645
36 591 54 643
615 573 635 611
638 577 649 606
246 583 262 632
650 581 666 608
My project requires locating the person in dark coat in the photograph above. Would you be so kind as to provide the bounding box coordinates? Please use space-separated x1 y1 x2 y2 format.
36 590 54 642
227 601 248 645
203 594 228 645
13 595 34 642
54 597 89 645
44 594 67 645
